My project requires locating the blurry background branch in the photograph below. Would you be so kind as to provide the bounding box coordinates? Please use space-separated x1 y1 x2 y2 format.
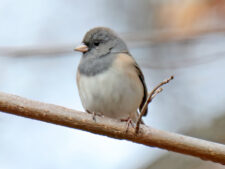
1 26 225 57
0 91 225 165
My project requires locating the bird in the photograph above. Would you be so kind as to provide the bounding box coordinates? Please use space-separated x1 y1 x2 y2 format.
74 27 148 125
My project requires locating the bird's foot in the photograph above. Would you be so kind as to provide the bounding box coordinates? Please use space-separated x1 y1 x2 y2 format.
120 117 134 133
86 110 103 121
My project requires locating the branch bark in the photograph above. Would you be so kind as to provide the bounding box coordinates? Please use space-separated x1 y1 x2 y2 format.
0 92 225 165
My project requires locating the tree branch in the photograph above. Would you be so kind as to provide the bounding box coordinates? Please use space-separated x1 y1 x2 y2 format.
136 76 174 133
0 92 225 165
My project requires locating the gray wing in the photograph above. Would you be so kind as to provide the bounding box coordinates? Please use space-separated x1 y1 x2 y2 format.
134 63 148 116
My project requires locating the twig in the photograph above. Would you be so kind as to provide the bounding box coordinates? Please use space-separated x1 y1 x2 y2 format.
0 91 225 164
135 76 174 133
151 87 163 100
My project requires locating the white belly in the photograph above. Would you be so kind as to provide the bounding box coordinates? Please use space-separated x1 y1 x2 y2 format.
77 67 143 120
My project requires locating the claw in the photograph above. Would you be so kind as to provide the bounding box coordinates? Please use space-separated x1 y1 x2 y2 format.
121 117 134 133
86 110 102 121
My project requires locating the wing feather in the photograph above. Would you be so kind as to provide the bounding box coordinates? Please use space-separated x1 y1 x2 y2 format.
134 63 148 116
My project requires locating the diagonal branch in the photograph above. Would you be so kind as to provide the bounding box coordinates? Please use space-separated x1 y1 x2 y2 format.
0 91 225 165
136 76 174 133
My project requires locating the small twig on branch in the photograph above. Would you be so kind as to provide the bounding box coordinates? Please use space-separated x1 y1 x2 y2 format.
0 91 225 165
151 87 163 100
135 76 174 133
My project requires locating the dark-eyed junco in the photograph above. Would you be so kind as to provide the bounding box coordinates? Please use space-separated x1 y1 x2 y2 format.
75 27 148 123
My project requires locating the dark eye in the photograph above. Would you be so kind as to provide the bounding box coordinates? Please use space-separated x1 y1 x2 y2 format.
94 41 100 46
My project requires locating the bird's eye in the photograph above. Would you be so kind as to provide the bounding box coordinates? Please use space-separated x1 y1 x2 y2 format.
94 41 100 46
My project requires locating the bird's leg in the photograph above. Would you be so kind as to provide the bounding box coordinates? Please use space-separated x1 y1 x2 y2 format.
120 117 135 133
86 110 103 121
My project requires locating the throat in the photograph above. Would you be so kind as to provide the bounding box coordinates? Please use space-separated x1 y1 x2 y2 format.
79 53 115 76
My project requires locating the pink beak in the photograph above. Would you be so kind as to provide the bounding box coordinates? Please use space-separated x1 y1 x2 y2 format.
74 43 89 52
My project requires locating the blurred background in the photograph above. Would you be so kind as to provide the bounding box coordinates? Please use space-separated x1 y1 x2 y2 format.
0 0 225 169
